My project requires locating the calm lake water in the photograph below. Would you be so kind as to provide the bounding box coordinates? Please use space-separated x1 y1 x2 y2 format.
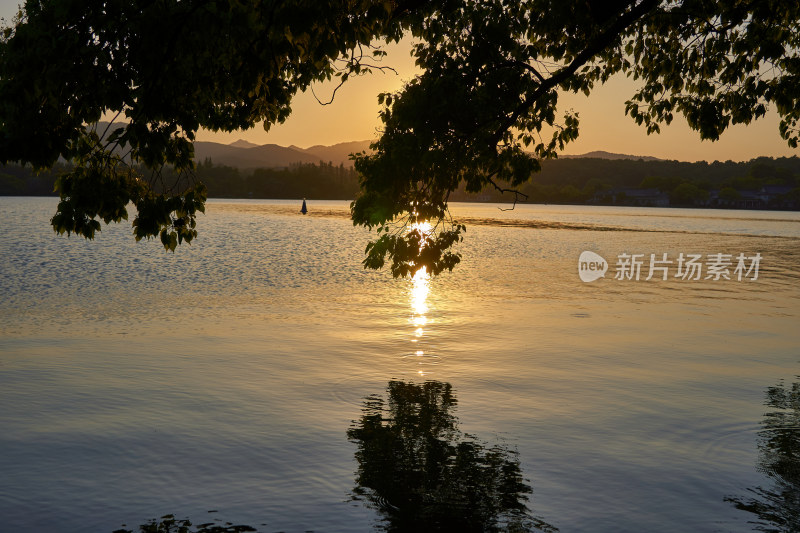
1 197 799 532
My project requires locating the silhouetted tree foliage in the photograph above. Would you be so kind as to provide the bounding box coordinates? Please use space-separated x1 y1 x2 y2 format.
347 380 557 532
0 0 401 251
726 379 800 532
351 0 800 275
1 0 799 272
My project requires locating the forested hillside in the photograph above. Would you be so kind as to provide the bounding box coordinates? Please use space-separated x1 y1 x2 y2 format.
3 156 798 209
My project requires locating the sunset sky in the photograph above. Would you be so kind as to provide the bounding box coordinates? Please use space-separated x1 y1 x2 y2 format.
197 38 797 163
1 0 796 162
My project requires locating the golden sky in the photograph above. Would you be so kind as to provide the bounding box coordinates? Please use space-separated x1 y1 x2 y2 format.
197 39 798 162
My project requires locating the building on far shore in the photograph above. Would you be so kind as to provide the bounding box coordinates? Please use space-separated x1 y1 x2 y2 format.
709 185 798 209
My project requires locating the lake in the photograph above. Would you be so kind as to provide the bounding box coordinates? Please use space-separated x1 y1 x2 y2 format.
1 197 799 532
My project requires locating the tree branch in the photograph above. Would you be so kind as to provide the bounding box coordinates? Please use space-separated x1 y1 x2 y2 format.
493 0 660 142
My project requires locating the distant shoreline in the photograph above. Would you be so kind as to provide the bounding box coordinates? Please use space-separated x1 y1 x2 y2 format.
3 194 798 213
2 154 799 210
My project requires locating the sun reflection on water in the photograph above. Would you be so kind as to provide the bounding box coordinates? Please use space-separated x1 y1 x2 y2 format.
406 220 434 375
410 266 430 356
411 267 430 317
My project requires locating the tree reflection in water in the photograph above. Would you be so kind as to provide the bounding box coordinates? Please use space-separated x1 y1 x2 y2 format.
113 513 256 533
726 378 800 532
347 380 557 532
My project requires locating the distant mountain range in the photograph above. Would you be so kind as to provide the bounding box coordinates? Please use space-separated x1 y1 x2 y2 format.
559 150 662 161
193 140 660 169
193 139 373 168
91 122 660 168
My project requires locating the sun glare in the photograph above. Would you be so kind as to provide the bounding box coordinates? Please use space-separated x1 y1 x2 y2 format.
409 218 432 318
407 219 433 368
411 267 430 316
411 220 433 235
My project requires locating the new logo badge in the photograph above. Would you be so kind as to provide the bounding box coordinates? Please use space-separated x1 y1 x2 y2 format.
578 251 608 282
